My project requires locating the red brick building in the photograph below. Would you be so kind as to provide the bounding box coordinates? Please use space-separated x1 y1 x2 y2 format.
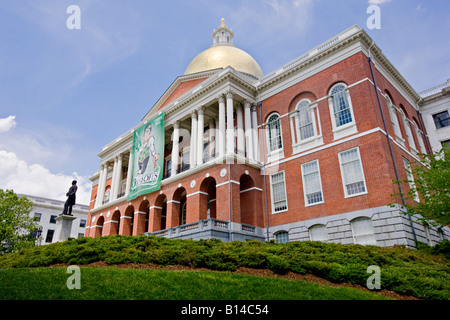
86 21 448 248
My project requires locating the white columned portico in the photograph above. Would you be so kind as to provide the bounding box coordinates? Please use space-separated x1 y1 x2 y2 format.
226 90 234 155
189 111 198 168
125 149 133 196
171 121 180 176
218 95 226 158
251 105 259 161
244 101 254 160
197 107 204 165
236 103 245 156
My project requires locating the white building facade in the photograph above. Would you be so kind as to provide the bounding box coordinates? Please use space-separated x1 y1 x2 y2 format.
21 194 89 245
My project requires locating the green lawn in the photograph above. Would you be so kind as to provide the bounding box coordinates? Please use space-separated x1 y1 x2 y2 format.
0 267 390 300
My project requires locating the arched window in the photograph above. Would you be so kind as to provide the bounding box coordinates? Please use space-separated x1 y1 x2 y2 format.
330 83 353 127
399 108 417 152
309 224 327 242
351 217 376 245
412 120 427 154
103 189 111 204
385 95 403 142
267 113 283 152
328 83 356 139
275 231 289 243
297 99 315 140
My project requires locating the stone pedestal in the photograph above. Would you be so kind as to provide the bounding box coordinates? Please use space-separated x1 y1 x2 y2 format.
53 215 77 243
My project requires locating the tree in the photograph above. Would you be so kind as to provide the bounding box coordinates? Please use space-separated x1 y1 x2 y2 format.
0 189 38 253
391 148 450 228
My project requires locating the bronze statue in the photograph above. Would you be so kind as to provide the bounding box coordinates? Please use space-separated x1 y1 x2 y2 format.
62 180 77 215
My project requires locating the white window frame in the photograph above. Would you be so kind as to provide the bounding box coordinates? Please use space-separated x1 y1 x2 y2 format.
399 110 418 153
402 157 420 202
309 224 328 242
412 121 427 154
265 112 284 162
350 217 377 245
338 147 368 198
291 99 323 154
385 95 405 145
269 170 288 214
328 83 357 140
301 159 324 206
275 231 289 243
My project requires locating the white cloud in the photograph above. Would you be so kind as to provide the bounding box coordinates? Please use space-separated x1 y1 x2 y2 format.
0 149 91 205
368 0 392 4
0 116 16 133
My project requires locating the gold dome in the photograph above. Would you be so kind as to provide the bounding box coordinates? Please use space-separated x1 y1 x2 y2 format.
184 19 263 78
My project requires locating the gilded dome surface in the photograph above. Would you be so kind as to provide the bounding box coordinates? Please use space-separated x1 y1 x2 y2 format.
184 19 263 78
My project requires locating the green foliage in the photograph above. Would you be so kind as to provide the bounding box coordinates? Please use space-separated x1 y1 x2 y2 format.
0 189 38 253
0 235 448 299
390 148 450 227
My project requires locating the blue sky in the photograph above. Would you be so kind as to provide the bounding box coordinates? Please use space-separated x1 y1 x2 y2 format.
0 0 449 204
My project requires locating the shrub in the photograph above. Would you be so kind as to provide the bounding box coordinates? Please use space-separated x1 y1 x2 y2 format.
267 255 289 275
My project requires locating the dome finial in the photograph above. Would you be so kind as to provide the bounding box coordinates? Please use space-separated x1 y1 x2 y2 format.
220 18 226 28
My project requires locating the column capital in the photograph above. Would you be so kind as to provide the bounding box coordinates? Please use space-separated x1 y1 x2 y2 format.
173 120 180 129
190 110 197 119
218 94 225 104
251 104 258 112
226 90 233 99
244 100 252 109
197 106 204 115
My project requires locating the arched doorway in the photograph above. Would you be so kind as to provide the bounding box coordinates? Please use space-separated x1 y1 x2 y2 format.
173 187 187 226
122 205 134 236
200 177 216 220
153 194 167 231
94 216 104 237
136 200 150 235
111 210 121 235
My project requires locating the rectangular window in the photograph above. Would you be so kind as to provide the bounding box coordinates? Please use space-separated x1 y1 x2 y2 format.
338 148 367 197
270 171 288 213
332 91 352 127
403 158 419 202
49 215 57 224
433 110 450 129
45 230 54 243
33 213 42 222
80 219 86 228
301 160 324 205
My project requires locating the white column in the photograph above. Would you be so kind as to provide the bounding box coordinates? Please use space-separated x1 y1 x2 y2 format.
112 154 123 200
218 95 226 158
125 150 133 196
226 90 234 155
236 103 245 156
244 101 254 160
171 121 180 177
251 105 259 161
209 118 216 159
189 111 198 168
110 156 118 201
197 107 204 165
95 163 107 207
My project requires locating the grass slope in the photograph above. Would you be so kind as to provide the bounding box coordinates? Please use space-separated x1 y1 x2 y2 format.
0 267 389 300
0 235 448 299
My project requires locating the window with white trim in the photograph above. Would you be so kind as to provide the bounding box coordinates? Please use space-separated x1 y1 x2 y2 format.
301 160 324 205
328 83 357 139
270 171 288 213
330 83 353 127
412 121 427 154
309 224 328 242
267 113 283 153
297 99 315 140
338 148 367 197
386 95 403 142
351 217 376 245
403 157 419 202
400 110 417 152
275 231 289 243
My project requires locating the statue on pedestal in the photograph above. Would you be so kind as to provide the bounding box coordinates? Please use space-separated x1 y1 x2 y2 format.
62 180 77 216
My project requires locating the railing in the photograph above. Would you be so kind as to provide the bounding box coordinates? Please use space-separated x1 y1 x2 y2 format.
419 80 450 98
146 218 258 239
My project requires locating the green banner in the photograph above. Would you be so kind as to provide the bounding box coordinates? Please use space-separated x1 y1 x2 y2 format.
127 113 165 201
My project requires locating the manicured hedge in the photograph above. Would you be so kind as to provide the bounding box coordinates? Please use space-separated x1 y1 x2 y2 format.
0 235 448 299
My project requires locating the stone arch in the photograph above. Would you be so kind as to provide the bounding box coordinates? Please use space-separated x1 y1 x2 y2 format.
150 193 167 232
173 187 187 226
